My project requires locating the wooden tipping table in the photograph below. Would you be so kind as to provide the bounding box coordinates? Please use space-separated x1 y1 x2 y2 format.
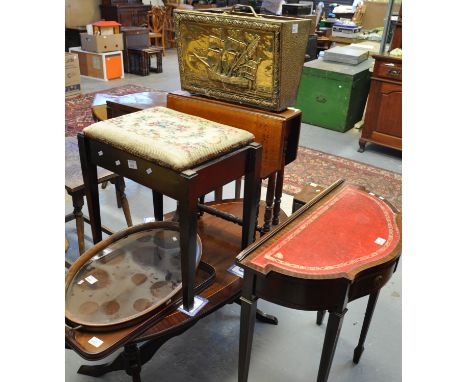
236 180 402 382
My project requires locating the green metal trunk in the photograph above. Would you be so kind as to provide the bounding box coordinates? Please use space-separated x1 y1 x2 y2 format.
295 58 372 132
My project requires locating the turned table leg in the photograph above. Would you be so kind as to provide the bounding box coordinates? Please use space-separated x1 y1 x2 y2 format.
262 173 277 234
272 168 284 226
71 192 85 255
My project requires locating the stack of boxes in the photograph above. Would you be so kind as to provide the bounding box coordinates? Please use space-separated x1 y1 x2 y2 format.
65 52 81 97
69 21 125 81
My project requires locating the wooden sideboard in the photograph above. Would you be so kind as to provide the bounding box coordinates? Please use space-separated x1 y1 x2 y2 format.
100 0 151 27
358 54 402 152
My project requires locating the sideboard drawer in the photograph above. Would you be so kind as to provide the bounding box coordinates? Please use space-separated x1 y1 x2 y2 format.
373 59 402 81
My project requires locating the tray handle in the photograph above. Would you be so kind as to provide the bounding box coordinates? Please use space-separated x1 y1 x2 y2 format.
229 4 261 18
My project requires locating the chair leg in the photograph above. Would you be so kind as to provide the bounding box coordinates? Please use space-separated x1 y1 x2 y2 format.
238 272 257 382
71 192 85 255
113 177 133 227
353 289 381 364
242 143 262 249
317 308 348 382
78 133 102 244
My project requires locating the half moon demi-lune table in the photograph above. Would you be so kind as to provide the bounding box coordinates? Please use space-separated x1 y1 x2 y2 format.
236 180 402 382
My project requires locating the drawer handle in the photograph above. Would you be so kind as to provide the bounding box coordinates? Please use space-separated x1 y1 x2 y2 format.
316 95 327 103
387 69 401 76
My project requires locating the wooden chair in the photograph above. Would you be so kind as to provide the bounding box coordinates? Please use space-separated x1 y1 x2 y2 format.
147 7 166 55
164 5 177 49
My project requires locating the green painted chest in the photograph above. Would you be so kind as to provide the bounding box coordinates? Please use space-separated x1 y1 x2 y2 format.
295 58 372 132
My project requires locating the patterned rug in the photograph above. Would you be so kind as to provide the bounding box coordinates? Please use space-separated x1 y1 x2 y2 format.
65 85 401 209
283 147 402 210
65 84 153 137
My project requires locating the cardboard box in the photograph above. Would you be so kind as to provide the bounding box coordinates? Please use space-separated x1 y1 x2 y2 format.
65 52 81 97
361 1 387 30
80 33 123 53
69 47 124 81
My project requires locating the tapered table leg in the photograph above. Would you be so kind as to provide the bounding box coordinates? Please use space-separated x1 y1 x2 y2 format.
316 310 326 326
239 272 257 382
353 289 380 364
317 308 348 382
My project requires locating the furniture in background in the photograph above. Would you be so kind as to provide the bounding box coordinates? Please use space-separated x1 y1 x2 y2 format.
121 26 150 72
147 7 166 55
65 26 86 51
65 137 132 260
127 46 163 75
358 54 402 152
295 58 372 132
164 5 178 48
237 180 402 382
100 0 151 27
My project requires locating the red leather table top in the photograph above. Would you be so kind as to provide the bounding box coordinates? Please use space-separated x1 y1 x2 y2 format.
244 185 401 280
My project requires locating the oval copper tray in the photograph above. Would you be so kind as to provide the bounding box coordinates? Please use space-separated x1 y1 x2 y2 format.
65 222 202 330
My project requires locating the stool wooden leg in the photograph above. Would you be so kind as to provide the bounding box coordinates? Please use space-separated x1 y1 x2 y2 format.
152 190 164 221
262 173 276 233
114 177 133 227
72 192 85 255
178 181 198 310
353 289 380 364
242 143 262 248
235 178 242 199
238 272 257 382
272 167 284 226
214 187 223 201
78 133 102 244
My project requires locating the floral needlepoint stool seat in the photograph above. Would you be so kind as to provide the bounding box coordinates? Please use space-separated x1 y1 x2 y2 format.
78 106 263 311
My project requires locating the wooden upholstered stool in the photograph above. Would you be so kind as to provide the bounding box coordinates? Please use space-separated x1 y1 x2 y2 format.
78 106 262 310
237 180 402 382
65 137 133 260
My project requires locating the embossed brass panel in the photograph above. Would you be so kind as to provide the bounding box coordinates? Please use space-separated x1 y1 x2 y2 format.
174 9 310 111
